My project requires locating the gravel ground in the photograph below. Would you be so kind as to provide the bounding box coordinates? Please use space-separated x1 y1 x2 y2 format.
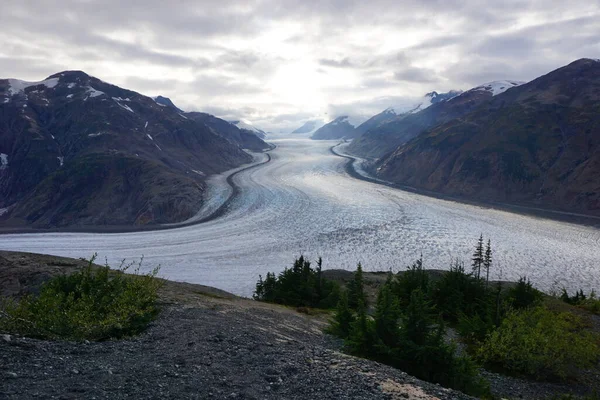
1 251 598 399
1 299 474 400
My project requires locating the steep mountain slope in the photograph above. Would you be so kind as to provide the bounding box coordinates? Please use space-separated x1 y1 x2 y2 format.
185 112 269 151
352 91 462 140
311 116 356 140
230 120 267 139
376 58 600 215
292 120 324 134
0 71 254 228
348 86 519 159
152 95 183 112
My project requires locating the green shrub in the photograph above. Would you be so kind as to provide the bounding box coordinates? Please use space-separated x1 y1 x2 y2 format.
0 255 161 341
476 306 600 380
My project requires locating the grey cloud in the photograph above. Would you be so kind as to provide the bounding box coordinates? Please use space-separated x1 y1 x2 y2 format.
1 0 598 130
319 58 354 68
394 67 439 83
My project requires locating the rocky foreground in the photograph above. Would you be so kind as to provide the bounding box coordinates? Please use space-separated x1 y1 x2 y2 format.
0 251 594 399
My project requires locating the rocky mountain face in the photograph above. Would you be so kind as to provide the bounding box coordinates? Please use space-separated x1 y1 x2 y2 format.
348 88 506 159
185 112 269 152
0 71 257 228
376 58 600 216
152 95 183 112
311 116 356 140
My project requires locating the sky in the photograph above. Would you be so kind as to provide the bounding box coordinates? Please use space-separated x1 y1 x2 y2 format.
1 0 599 132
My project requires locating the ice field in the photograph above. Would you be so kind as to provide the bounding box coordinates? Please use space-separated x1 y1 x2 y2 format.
1 138 599 297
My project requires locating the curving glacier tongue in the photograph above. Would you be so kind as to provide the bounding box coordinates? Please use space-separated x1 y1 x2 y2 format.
0 137 598 297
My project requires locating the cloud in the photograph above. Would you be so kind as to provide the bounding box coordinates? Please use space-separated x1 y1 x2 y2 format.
0 0 598 131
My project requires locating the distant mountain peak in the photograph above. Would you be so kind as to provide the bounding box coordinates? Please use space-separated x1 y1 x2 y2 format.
470 80 525 96
291 120 324 134
152 95 183 112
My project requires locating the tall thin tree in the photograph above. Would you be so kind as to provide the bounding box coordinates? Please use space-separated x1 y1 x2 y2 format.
472 234 484 279
483 239 492 287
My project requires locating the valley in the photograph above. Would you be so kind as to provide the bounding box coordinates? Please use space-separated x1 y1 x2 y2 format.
0 137 598 298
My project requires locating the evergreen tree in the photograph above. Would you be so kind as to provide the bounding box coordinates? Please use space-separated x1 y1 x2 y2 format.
402 288 435 346
374 277 401 349
394 255 429 307
472 234 484 279
329 289 355 339
346 300 375 357
483 239 492 286
348 263 367 310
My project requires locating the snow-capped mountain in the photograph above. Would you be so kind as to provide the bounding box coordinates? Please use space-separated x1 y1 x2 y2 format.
353 90 462 139
152 95 183 112
375 58 600 216
291 120 325 134
230 120 267 139
0 70 260 228
468 80 525 96
311 116 356 140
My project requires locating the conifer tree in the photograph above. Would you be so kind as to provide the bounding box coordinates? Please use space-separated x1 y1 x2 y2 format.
483 239 492 287
374 277 401 349
346 300 374 357
330 289 354 339
472 234 484 280
348 263 367 310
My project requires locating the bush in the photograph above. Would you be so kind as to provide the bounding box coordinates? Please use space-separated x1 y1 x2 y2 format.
0 255 161 341
254 256 340 309
476 306 600 380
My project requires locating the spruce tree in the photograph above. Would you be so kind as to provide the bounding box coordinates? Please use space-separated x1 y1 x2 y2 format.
374 278 401 349
346 300 374 357
348 263 367 310
472 234 484 280
483 239 492 287
330 289 355 339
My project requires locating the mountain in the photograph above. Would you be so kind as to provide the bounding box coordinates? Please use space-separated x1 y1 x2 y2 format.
230 120 267 139
185 112 269 151
353 91 462 140
375 58 600 216
292 120 324 134
348 86 518 159
311 116 356 140
0 71 256 228
152 95 183 112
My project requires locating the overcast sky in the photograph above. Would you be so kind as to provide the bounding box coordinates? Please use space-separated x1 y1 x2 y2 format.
1 0 598 132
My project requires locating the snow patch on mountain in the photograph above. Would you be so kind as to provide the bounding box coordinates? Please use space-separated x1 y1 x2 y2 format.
114 99 134 113
472 80 525 96
146 134 154 141
7 78 59 96
67 83 76 89
232 120 262 133
85 86 105 99
0 153 8 169
57 157 64 167
330 116 349 126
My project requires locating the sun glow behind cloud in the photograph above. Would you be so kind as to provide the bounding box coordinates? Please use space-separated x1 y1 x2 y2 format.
0 0 598 132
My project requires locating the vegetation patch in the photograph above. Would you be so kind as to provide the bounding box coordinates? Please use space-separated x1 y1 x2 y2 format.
0 255 161 341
